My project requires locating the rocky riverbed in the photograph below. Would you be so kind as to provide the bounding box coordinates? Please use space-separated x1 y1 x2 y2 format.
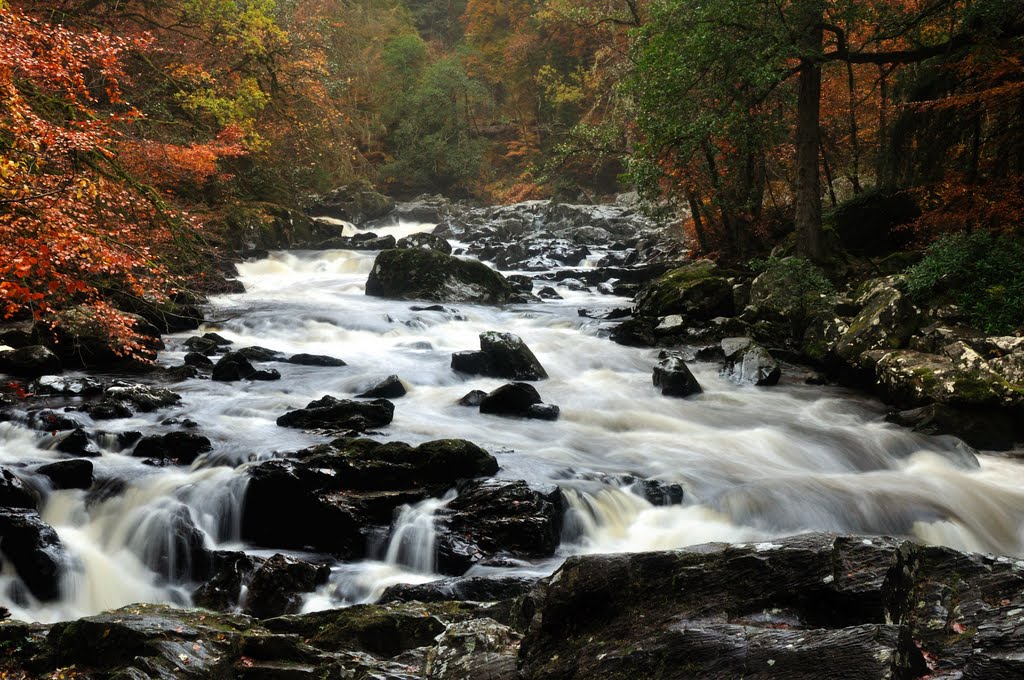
0 196 1023 677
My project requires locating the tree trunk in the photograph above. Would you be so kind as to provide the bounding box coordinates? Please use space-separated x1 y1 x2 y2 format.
795 57 824 261
794 1 825 261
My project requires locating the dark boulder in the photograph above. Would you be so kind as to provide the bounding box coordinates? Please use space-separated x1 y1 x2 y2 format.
27 409 83 431
0 468 37 508
192 551 265 612
37 459 94 490
183 336 221 355
236 346 285 362
84 399 133 420
506 275 534 294
457 390 487 407
356 375 407 399
0 345 61 378
132 432 213 466
212 352 281 381
652 353 703 397
396 232 453 254
316 233 397 250
721 337 782 386
451 331 548 381
0 508 65 601
184 352 214 367
308 181 395 224
479 383 548 418
287 353 347 367
436 480 563 575
53 428 101 457
380 575 538 605
243 554 331 619
526 403 560 420
886 403 1017 451
366 249 513 305
276 396 394 433
537 286 563 300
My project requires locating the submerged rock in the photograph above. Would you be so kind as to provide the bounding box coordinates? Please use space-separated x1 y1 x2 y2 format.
366 248 514 305
132 432 213 466
0 468 37 508
105 382 181 412
212 351 281 381
356 375 407 399
287 353 347 367
478 383 559 420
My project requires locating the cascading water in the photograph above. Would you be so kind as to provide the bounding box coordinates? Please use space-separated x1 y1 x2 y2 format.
3 218 1024 622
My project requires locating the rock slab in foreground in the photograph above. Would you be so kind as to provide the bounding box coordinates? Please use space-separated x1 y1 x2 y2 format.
366 248 514 305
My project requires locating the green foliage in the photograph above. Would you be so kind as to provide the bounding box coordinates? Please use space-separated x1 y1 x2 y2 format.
906 231 1024 334
750 256 836 336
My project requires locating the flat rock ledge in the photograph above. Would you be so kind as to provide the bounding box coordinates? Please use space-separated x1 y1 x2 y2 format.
2 533 1022 679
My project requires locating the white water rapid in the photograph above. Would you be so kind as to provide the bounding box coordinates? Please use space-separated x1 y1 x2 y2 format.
3 219 1024 622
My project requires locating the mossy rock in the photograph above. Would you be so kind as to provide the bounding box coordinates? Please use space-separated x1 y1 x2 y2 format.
366 249 514 305
633 260 734 320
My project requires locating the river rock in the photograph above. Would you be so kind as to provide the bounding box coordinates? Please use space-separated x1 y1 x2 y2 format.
212 351 281 381
379 575 538 605
870 349 1023 410
105 382 182 412
0 345 61 378
634 260 734 320
132 432 213 465
0 468 37 508
506 274 534 293
397 232 453 254
243 554 331 619
652 353 703 397
721 337 782 386
436 480 563 575
356 375 407 399
84 399 134 420
0 508 65 601
887 403 1018 451
276 396 394 432
53 427 101 456
183 352 213 367
31 375 104 396
36 459 94 490
308 181 395 224
316 233 397 250
366 248 513 305
451 331 548 381
192 551 265 611
479 383 557 419
457 390 487 406
28 409 83 431
183 335 221 355
518 533 927 679
287 353 347 367
236 345 286 362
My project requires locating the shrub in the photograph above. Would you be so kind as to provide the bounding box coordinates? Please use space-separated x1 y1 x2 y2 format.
750 257 836 338
905 231 1024 334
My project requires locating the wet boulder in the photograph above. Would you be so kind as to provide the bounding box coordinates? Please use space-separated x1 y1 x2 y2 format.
721 337 782 386
84 399 133 420
316 233 397 250
132 432 213 466
31 375 104 397
308 181 395 224
105 382 181 412
652 353 702 397
0 345 61 378
27 409 83 431
634 260 734 321
0 468 37 508
36 459 94 490
129 504 211 582
53 428 101 456
276 396 394 433
436 480 563 575
380 575 538 605
212 351 281 381
871 349 1023 411
183 335 222 355
479 383 558 420
244 554 331 619
397 232 453 254
0 508 65 601
236 346 285 362
287 353 347 367
184 352 214 367
506 275 534 294
887 404 1017 451
457 390 487 407
451 331 548 381
366 248 513 305
192 551 265 612
356 375 407 399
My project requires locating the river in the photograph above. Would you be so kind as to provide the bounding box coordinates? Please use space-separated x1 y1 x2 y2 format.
3 219 1024 623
